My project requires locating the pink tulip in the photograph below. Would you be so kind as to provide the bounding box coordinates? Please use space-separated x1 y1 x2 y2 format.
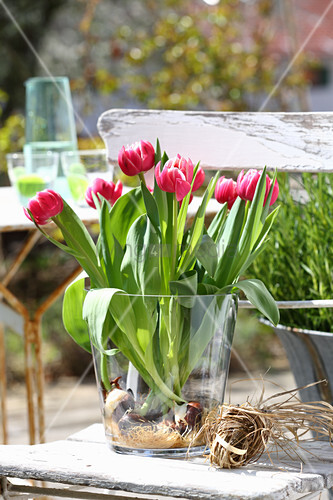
118 140 155 176
24 189 63 225
179 167 205 207
155 154 194 202
192 166 205 192
215 177 238 209
236 169 279 206
264 176 279 206
85 178 123 209
236 169 261 202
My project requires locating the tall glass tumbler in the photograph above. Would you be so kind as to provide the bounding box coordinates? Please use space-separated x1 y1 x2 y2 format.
24 76 78 198
61 149 113 207
7 152 59 206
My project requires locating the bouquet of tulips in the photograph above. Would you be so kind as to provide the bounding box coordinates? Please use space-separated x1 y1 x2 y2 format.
25 139 279 418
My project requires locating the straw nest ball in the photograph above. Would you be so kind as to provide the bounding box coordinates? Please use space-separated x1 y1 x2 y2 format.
197 381 333 469
203 405 272 468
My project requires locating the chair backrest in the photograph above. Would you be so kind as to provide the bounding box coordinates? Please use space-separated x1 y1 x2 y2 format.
98 109 333 173
97 108 333 312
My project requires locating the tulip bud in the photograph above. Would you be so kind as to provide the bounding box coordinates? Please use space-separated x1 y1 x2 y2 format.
237 169 279 206
24 189 63 225
236 169 261 202
155 154 194 202
118 140 155 176
85 178 123 209
215 177 238 209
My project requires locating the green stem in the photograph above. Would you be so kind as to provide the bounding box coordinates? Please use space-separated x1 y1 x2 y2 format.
171 195 178 280
140 391 169 417
139 172 146 187
100 353 111 391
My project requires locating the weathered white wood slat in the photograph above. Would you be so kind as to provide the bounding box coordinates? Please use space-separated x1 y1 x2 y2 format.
98 110 333 173
0 424 332 499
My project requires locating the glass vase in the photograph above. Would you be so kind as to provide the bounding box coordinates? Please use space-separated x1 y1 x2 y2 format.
90 292 237 457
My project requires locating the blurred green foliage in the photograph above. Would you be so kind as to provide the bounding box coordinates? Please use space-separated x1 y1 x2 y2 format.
112 0 309 111
0 0 311 175
250 172 333 332
0 99 25 177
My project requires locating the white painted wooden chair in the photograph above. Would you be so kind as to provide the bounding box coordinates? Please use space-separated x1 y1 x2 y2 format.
98 109 333 404
1 110 333 500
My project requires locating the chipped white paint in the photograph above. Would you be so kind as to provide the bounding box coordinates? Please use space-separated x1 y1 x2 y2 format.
98 109 333 172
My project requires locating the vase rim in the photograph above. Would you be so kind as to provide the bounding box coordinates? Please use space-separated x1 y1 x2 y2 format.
86 289 238 300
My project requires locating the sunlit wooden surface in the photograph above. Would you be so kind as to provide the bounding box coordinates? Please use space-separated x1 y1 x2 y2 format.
0 424 332 499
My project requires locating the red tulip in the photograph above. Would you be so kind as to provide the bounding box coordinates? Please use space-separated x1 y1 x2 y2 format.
24 189 63 225
118 140 155 176
215 177 238 209
237 169 279 206
85 178 123 209
192 166 205 192
155 154 194 202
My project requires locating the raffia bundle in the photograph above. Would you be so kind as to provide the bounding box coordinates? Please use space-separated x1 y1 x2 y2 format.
197 382 333 469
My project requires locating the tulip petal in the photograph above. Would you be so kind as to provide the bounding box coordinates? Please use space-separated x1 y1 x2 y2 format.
175 179 191 202
192 167 205 192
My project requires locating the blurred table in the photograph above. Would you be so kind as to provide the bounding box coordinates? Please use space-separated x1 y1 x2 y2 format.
0 423 333 499
0 186 99 445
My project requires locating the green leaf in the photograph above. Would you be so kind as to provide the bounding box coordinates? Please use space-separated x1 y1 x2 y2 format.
155 138 162 164
214 197 246 286
98 200 113 283
225 168 274 282
181 296 221 385
27 210 82 258
196 233 218 277
260 168 278 224
83 288 173 403
54 200 106 286
224 278 279 325
121 214 161 295
83 287 127 355
108 292 183 404
62 273 91 353
144 332 185 404
141 182 161 236
197 283 219 295
170 270 198 307
153 153 169 242
238 206 280 277
108 187 145 248
176 162 201 250
207 203 228 242
177 171 219 276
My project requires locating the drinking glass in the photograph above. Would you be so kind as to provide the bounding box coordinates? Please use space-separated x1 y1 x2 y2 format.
61 149 113 206
24 76 78 198
7 152 59 206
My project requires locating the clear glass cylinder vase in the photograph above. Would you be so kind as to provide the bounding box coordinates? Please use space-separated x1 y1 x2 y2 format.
90 292 237 457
